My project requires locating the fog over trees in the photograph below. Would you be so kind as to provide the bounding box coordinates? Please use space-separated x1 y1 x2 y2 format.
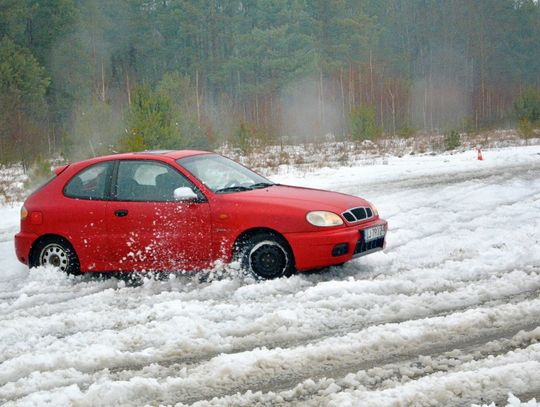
1 0 539 164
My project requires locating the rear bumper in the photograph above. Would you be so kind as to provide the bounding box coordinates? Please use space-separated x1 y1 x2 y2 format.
14 231 37 265
284 218 387 271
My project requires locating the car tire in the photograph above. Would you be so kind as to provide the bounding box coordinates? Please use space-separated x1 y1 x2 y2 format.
236 233 295 279
31 237 81 276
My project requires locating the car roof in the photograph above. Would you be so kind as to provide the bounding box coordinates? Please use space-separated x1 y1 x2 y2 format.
130 150 212 160
73 150 213 166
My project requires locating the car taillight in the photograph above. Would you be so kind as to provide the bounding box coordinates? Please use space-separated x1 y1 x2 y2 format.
21 207 43 224
30 211 43 224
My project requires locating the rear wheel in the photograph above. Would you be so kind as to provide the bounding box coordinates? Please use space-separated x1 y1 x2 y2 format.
31 237 81 275
235 233 295 279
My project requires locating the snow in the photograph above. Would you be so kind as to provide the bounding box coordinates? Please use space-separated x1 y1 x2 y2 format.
1 145 540 406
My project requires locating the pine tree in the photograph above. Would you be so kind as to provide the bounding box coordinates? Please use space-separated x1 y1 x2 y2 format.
120 84 179 151
0 37 49 163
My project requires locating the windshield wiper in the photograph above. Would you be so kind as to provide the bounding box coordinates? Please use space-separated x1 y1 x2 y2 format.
215 183 275 193
215 185 252 193
249 182 275 189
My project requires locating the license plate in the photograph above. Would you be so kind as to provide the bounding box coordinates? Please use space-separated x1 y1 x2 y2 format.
364 225 385 242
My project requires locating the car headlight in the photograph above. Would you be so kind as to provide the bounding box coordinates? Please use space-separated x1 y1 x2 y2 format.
306 211 344 227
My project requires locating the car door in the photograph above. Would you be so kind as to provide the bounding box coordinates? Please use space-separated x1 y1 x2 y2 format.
108 159 213 271
62 161 114 271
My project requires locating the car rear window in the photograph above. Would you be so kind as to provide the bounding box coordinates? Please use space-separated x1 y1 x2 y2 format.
64 161 113 200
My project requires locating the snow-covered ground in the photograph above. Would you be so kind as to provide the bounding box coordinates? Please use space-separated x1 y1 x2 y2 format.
1 145 540 406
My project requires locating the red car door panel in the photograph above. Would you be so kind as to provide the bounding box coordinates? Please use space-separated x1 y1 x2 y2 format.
108 160 213 271
108 201 212 271
61 161 114 270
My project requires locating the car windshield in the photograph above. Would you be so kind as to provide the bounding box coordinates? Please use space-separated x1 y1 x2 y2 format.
177 154 273 193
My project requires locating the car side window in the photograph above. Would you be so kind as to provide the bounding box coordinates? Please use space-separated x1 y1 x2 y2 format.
115 160 195 202
64 162 113 200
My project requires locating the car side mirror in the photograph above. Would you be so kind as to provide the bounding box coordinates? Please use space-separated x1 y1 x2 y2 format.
173 187 198 201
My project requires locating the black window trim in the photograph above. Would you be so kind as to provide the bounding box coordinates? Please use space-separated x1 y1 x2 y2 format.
111 159 208 203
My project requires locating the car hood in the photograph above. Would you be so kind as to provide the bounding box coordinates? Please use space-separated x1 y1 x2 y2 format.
226 184 371 214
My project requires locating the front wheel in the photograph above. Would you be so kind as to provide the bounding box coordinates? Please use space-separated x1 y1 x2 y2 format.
236 233 295 279
31 237 81 275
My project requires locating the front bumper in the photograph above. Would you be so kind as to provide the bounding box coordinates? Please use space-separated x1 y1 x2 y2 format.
284 218 387 271
15 231 37 265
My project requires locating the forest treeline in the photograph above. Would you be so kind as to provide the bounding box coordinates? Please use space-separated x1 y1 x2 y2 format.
1 0 540 165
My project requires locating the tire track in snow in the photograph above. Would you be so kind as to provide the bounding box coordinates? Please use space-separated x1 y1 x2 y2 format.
39 298 539 406
167 320 540 406
91 283 540 372
2 266 539 385
3 287 540 404
182 327 540 406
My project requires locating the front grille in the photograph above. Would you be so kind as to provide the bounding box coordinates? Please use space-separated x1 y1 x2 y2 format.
354 236 385 255
342 206 373 223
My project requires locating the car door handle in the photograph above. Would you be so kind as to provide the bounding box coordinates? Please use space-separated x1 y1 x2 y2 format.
114 209 129 217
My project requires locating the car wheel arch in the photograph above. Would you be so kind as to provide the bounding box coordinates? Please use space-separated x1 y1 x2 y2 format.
233 227 295 264
29 234 76 267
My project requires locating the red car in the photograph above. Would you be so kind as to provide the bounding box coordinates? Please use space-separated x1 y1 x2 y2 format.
15 151 387 279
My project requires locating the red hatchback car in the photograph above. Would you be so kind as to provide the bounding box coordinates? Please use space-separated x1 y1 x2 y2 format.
15 151 387 279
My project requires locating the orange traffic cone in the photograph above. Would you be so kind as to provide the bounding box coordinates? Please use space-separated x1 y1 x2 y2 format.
477 148 484 161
